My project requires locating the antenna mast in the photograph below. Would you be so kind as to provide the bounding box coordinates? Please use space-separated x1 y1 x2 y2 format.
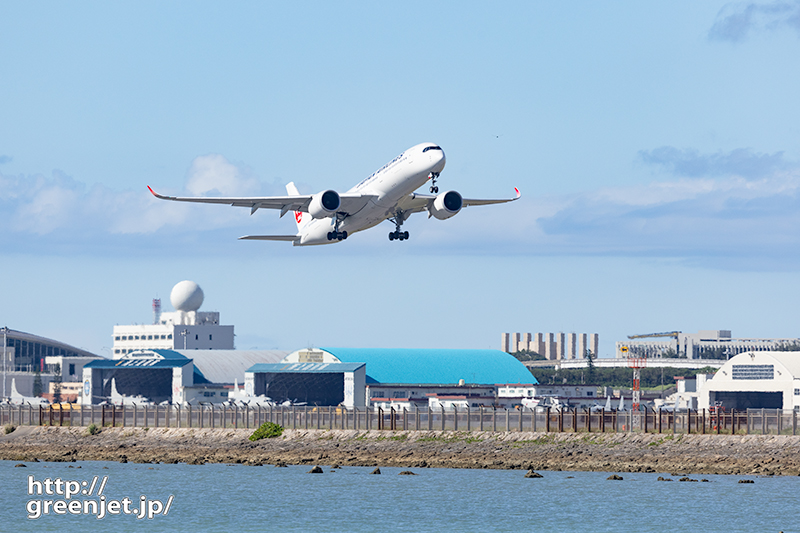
152 298 161 325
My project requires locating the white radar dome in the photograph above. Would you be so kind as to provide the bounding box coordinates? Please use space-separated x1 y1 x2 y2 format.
170 280 204 312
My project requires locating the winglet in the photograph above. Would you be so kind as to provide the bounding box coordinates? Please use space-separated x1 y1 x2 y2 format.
147 186 174 201
147 185 167 199
514 187 521 199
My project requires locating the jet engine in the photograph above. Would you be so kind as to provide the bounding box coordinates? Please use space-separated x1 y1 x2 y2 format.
308 190 340 219
429 190 463 220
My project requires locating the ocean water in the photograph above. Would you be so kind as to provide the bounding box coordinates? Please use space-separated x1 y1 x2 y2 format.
1 460 798 533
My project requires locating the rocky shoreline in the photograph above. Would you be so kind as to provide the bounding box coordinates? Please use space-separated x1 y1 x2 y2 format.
2 426 799 476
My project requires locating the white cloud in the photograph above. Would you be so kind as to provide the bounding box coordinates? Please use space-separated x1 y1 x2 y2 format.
709 1 800 42
185 154 261 196
401 147 800 270
0 155 285 249
2 148 800 270
639 146 788 178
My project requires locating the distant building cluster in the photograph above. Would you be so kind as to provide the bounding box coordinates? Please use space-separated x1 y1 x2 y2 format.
615 330 800 360
9 279 800 415
501 332 599 360
112 281 234 356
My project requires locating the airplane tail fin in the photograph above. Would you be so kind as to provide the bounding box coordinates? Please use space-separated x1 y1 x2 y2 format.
286 182 310 231
111 378 122 404
11 378 22 400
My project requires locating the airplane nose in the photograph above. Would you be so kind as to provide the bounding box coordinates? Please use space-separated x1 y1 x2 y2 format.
433 149 446 172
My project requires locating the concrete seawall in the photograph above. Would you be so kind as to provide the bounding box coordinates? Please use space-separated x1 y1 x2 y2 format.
2 427 799 476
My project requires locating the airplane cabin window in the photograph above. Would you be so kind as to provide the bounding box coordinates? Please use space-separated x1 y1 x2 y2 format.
422 146 442 153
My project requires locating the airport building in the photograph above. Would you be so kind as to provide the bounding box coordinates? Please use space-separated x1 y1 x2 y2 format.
502 332 599 360
83 348 287 405
112 281 234 357
1 327 101 399
84 347 537 408
698 351 800 411
246 348 537 408
496 383 599 409
615 330 800 360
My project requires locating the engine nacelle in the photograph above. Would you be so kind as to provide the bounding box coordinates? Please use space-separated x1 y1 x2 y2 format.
308 190 341 219
429 190 463 220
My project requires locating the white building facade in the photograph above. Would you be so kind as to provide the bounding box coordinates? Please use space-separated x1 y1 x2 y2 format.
112 310 234 357
616 330 800 360
699 351 800 411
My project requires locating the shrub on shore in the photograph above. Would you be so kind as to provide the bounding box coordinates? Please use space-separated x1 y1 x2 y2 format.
249 422 283 441
85 423 101 436
4 424 16 435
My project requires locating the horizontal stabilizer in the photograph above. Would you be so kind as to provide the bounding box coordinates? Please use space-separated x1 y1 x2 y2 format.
238 235 299 241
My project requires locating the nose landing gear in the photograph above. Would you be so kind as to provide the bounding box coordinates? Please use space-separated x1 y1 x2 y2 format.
429 172 440 194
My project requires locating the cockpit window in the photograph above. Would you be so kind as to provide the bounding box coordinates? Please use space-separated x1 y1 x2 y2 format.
422 146 442 153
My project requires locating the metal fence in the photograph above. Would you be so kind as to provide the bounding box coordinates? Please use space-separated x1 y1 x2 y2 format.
1 405 798 435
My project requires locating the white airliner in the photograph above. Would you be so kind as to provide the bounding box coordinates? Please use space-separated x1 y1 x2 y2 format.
148 142 520 245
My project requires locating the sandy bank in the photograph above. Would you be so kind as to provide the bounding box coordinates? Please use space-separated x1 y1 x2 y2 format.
2 427 799 476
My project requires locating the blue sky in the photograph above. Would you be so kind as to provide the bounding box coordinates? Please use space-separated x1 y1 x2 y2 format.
1 2 799 358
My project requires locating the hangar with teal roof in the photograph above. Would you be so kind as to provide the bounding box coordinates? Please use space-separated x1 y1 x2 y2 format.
244 348 537 408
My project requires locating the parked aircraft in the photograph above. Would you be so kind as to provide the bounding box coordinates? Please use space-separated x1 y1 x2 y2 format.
520 397 540 410
148 143 520 245
590 395 613 412
9 378 48 406
228 379 275 407
110 378 153 406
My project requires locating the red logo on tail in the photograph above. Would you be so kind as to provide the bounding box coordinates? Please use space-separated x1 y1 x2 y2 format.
295 211 303 224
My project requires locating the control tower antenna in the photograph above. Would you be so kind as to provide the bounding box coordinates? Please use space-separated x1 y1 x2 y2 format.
623 346 646 410
152 298 162 325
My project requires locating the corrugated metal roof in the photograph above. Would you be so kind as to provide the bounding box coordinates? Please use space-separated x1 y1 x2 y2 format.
149 349 190 360
247 362 365 374
84 357 190 369
319 348 537 385
5 328 101 358
175 350 288 384
720 351 800 378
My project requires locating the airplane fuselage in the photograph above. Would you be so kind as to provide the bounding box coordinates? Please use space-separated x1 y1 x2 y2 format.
297 142 446 245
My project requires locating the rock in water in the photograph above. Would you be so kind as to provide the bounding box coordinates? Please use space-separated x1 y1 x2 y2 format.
524 470 543 478
398 471 417 475
607 474 623 481
370 468 381 475
307 466 324 474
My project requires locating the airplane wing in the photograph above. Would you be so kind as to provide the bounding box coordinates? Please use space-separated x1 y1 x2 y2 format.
147 186 375 217
238 235 298 241
397 187 521 215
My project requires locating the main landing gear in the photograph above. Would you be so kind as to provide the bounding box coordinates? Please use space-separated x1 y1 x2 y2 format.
327 213 348 241
327 230 347 241
429 172 440 193
388 209 409 241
